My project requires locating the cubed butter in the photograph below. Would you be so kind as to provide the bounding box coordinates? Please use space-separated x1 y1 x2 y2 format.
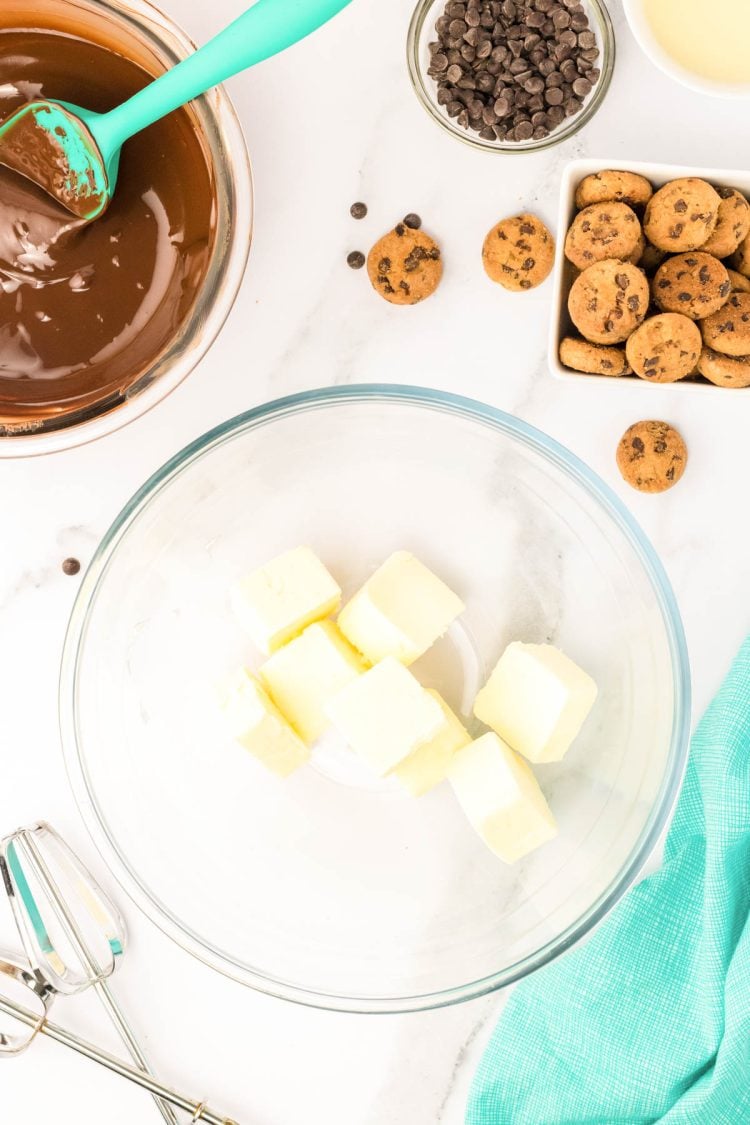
474 642 597 764
219 667 309 777
448 732 557 864
230 547 341 654
326 656 447 776
259 621 367 745
393 691 471 796
338 551 464 666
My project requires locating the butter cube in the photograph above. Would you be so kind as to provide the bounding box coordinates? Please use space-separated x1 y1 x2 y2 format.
259 622 367 745
231 547 341 654
448 732 557 864
474 642 597 764
219 667 309 777
326 657 446 775
393 691 471 796
338 551 464 666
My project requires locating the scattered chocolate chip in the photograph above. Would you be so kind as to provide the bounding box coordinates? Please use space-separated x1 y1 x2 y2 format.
350 202 367 220
403 213 422 230
62 557 81 576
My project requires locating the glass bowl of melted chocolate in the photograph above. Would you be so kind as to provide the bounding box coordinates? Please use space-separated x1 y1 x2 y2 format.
0 0 252 455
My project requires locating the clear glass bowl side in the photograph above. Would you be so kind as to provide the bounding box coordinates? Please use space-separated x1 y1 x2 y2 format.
60 386 690 1013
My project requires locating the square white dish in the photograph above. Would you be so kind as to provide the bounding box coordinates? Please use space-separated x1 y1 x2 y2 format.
549 157 750 394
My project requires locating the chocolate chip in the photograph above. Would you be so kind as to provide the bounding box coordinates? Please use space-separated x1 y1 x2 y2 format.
350 202 367 220
427 0 600 143
403 213 422 230
674 199 688 213
378 257 391 273
347 251 365 269
62 557 81 576
632 437 645 453
615 273 630 290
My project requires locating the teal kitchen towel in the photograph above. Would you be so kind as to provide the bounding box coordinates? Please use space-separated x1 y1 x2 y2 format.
468 636 750 1125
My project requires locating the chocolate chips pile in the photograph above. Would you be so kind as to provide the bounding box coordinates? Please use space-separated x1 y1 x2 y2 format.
427 0 601 144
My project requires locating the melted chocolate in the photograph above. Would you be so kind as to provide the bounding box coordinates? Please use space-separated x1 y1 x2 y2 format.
0 30 216 427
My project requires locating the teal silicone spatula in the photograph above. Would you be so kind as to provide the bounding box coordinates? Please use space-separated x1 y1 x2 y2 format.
0 0 353 221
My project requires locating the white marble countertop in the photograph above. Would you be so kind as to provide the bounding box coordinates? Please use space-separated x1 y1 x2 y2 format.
1 1 750 1121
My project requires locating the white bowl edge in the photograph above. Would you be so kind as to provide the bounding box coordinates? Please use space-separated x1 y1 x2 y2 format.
549 156 750 395
623 0 750 101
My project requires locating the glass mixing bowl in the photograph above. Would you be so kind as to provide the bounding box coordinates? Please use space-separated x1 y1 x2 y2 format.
407 0 615 154
0 0 252 457
60 386 690 1013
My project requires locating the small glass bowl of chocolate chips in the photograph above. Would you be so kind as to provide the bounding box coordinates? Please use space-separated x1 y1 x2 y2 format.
407 0 614 153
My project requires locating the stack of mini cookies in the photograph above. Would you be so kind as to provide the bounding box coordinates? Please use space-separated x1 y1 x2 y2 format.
559 170 750 389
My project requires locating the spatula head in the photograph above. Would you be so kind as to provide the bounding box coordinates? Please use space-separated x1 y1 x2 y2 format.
0 100 110 221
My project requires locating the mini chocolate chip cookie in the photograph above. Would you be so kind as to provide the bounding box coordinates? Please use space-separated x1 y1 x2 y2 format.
559 337 631 376
697 348 750 388
367 225 442 305
568 259 649 345
616 421 687 494
575 170 653 212
482 213 555 291
564 203 642 270
628 233 647 265
727 268 750 293
700 291 750 356
625 313 702 382
701 187 750 258
643 178 721 252
638 241 668 274
652 252 731 319
728 232 750 279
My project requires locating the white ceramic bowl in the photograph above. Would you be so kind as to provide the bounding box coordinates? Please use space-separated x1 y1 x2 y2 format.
623 0 750 99
549 157 750 394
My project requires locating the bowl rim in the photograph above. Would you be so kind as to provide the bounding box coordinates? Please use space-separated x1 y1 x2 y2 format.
59 384 692 1014
0 0 254 458
406 0 616 155
623 0 750 100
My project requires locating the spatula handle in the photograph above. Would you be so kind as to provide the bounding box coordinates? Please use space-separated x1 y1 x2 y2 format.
97 0 353 153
